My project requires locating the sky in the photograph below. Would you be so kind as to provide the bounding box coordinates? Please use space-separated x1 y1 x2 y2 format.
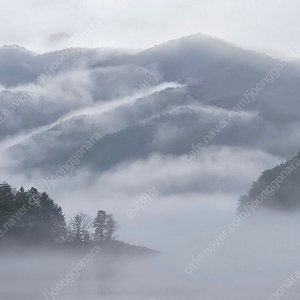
0 0 300 55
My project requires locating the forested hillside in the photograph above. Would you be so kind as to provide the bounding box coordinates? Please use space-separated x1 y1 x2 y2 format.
238 152 300 213
0 182 118 243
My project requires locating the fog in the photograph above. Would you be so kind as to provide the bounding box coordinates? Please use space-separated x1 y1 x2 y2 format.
2 0 300 56
2 210 300 300
1 3 300 298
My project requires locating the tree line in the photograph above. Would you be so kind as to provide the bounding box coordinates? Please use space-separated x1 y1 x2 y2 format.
0 182 118 243
66 210 119 243
238 153 300 214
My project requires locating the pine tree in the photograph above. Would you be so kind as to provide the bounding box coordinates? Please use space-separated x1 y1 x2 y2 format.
104 214 119 241
39 192 66 242
0 182 15 229
93 210 108 242
14 186 32 238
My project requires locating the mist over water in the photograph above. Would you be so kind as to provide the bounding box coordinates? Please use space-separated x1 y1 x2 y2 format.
2 210 300 300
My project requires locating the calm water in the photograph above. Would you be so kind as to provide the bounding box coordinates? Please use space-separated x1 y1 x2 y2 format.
1 215 300 300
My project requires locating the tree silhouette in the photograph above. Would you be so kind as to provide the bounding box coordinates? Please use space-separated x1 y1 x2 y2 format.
0 182 66 242
105 214 119 241
93 210 108 242
0 181 120 245
70 212 92 243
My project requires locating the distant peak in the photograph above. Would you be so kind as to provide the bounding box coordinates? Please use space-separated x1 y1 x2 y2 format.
0 44 34 55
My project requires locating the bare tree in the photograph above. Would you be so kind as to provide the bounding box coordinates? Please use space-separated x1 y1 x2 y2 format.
70 212 92 243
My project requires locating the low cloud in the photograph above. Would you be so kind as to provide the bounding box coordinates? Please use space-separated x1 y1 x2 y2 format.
48 32 71 44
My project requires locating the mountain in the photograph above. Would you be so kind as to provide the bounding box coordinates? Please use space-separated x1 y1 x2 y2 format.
1 33 300 188
94 33 278 83
0 45 132 88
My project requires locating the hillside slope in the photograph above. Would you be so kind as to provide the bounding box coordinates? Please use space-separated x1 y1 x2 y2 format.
238 152 300 213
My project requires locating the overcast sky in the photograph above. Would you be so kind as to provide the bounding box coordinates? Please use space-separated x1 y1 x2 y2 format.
1 0 299 55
